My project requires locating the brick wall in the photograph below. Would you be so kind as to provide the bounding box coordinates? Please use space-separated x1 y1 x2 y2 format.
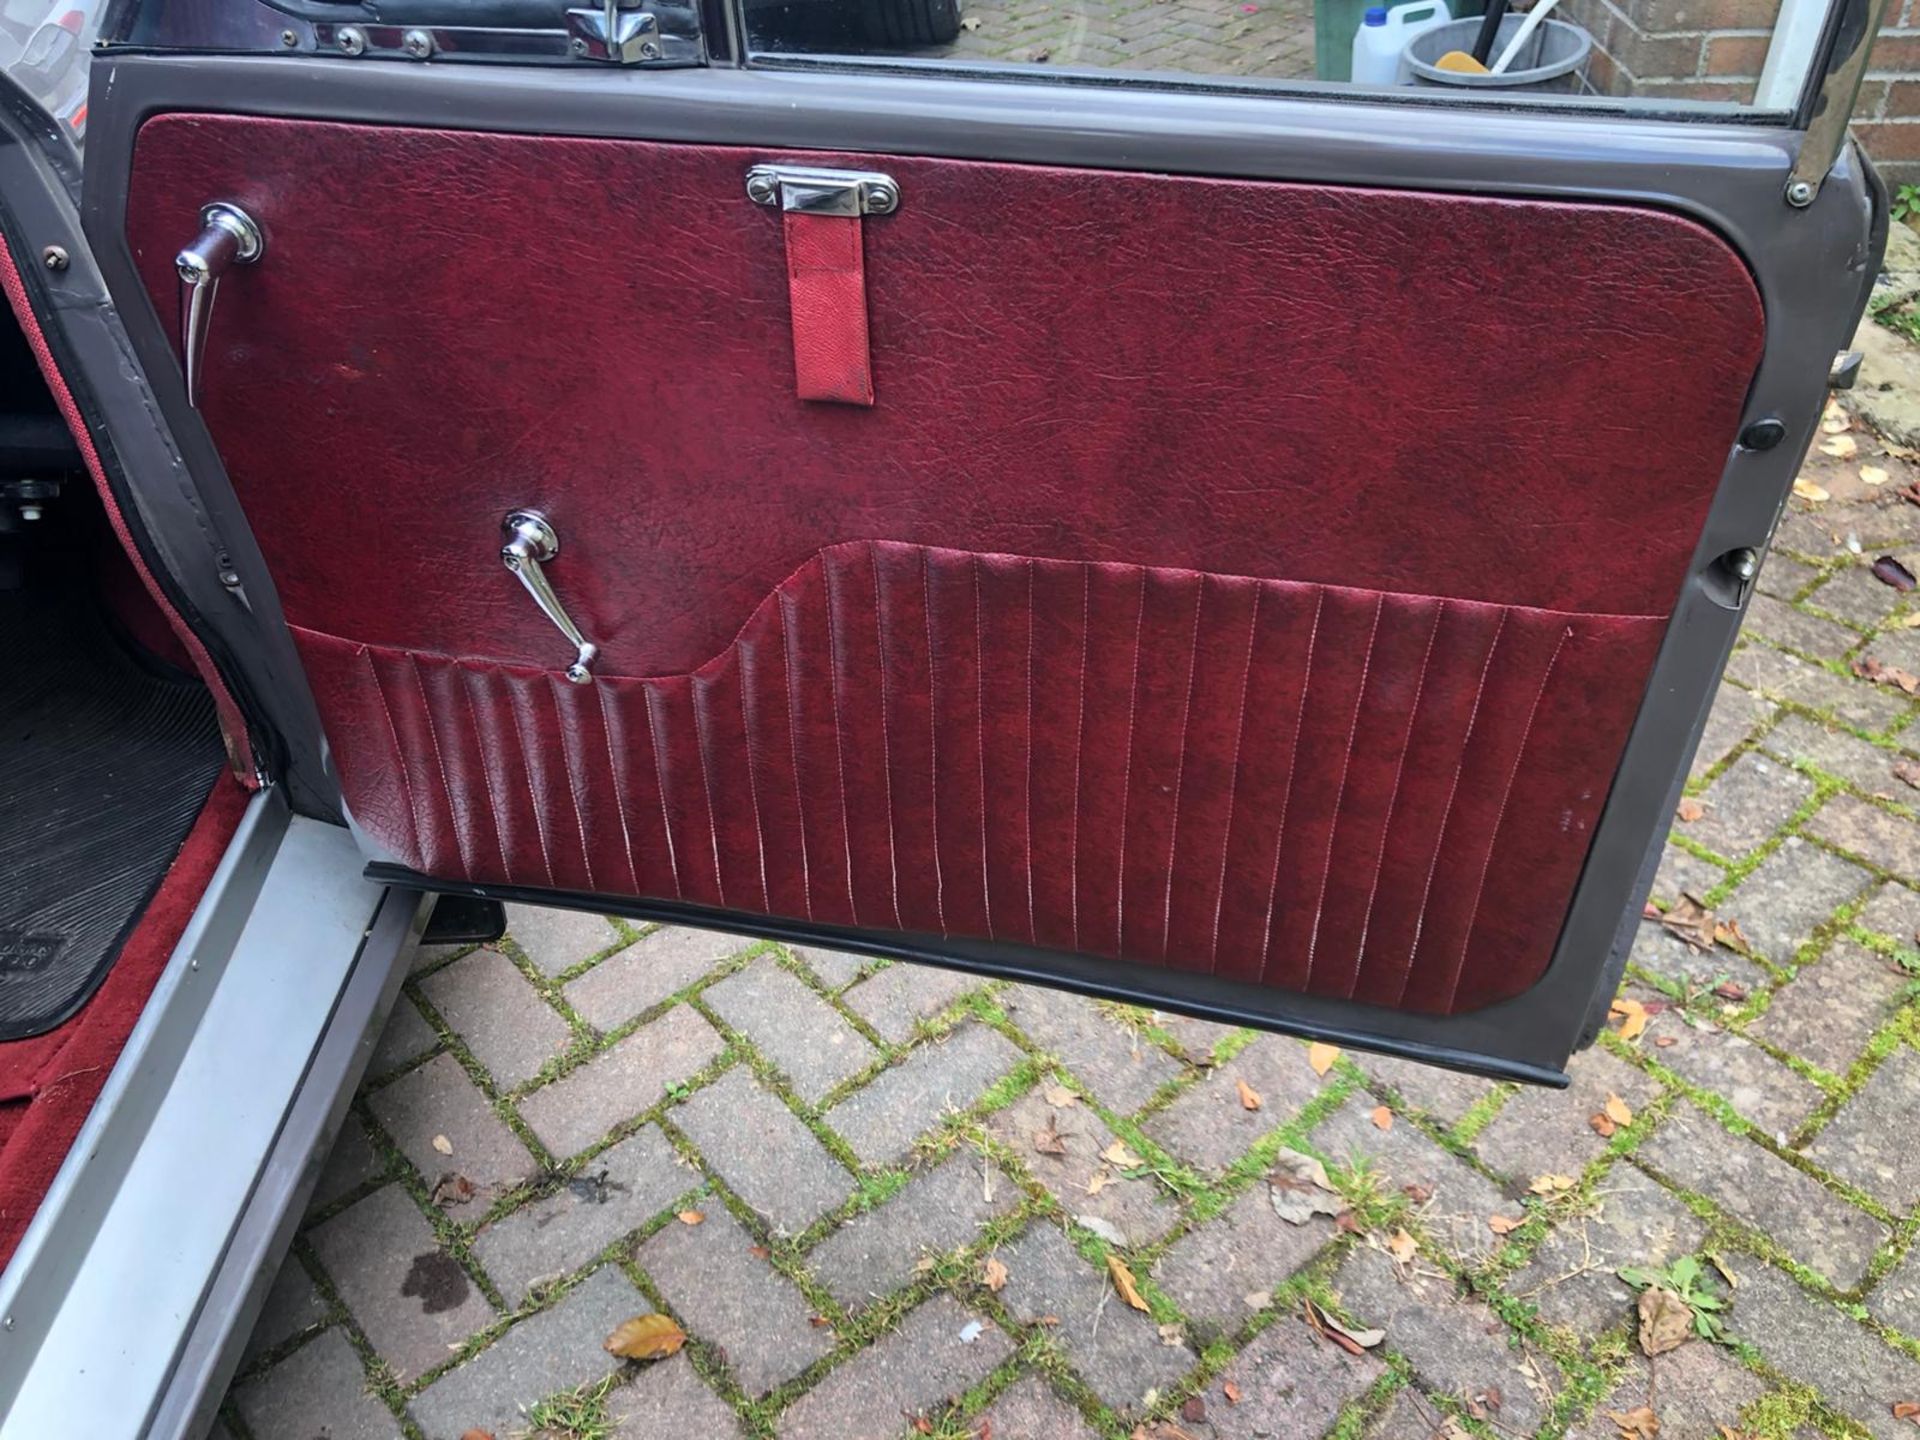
1556 0 1920 184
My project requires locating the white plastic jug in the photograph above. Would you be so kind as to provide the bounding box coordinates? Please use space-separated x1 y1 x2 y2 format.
1350 0 1451 85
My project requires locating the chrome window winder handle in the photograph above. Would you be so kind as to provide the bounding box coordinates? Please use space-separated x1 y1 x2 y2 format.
501 510 598 684
174 202 264 408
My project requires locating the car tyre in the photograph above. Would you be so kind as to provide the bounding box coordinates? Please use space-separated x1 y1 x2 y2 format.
858 0 962 46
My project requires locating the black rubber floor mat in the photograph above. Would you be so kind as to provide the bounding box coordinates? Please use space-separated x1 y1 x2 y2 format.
0 577 223 1040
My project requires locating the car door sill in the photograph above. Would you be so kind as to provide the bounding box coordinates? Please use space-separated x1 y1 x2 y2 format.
0 790 429 1440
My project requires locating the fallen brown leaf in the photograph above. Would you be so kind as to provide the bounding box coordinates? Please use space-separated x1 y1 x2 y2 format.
1223 1379 1243 1404
1181 1395 1208 1423
1855 657 1920 696
1307 1042 1340 1076
1604 1093 1635 1128
1370 1105 1394 1132
1267 1148 1345 1225
1873 555 1918 592
1794 477 1832 502
1489 1214 1524 1235
1637 1285 1693 1357
459 1431 497 1440
983 1255 1009 1292
749 1244 770 1259
1386 1227 1418 1263
430 1133 454 1156
1708 1251 1740 1289
1403 1181 1433 1205
431 1173 477 1206
1611 995 1651 1043
1713 918 1752 956
1236 1078 1264 1111
1108 1254 1150 1312
1605 1405 1661 1439
1303 1297 1384 1354
676 1209 705 1225
1660 895 1718 952
1589 1111 1618 1139
1893 1401 1920 1422
604 1313 688 1360
1863 465 1893 486
1033 1120 1068 1156
1896 760 1920 791
1529 1173 1577 1196
1102 1139 1145 1169
1820 434 1858 460
1711 979 1748 1002
1084 1168 1113 1196
1676 797 1705 823
1045 1084 1079 1108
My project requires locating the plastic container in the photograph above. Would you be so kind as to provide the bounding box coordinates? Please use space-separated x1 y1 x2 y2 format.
1402 13 1591 91
1350 0 1451 85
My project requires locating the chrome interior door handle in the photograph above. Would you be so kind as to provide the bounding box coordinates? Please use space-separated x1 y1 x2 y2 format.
501 510 598 684
174 202 263 408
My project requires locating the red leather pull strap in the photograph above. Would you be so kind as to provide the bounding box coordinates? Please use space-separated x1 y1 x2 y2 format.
782 210 875 407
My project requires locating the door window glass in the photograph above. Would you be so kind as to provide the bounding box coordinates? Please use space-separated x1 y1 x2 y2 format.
743 0 1853 118
1 0 101 147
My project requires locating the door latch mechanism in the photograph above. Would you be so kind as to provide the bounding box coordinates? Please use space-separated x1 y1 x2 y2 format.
174 202 263 409
501 510 598 684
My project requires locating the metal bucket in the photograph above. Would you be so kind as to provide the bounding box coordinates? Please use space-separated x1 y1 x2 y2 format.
1403 14 1591 90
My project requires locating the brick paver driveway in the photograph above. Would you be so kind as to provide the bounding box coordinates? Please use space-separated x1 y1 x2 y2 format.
916 0 1316 81
219 419 1920 1440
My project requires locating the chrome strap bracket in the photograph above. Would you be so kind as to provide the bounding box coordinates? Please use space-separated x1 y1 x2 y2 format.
501 510 598 684
745 165 901 218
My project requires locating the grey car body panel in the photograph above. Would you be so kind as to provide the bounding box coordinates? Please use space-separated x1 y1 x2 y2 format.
68 51 1880 1083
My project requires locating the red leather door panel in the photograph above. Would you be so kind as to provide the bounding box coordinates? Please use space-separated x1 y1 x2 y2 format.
122 115 1764 1017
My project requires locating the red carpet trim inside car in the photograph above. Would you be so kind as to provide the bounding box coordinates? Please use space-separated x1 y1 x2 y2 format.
0 778 247 1270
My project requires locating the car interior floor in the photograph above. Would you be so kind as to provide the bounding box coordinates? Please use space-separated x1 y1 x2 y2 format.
0 297 241 1260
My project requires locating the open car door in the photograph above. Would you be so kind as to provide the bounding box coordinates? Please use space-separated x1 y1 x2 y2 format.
44 0 1889 1086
